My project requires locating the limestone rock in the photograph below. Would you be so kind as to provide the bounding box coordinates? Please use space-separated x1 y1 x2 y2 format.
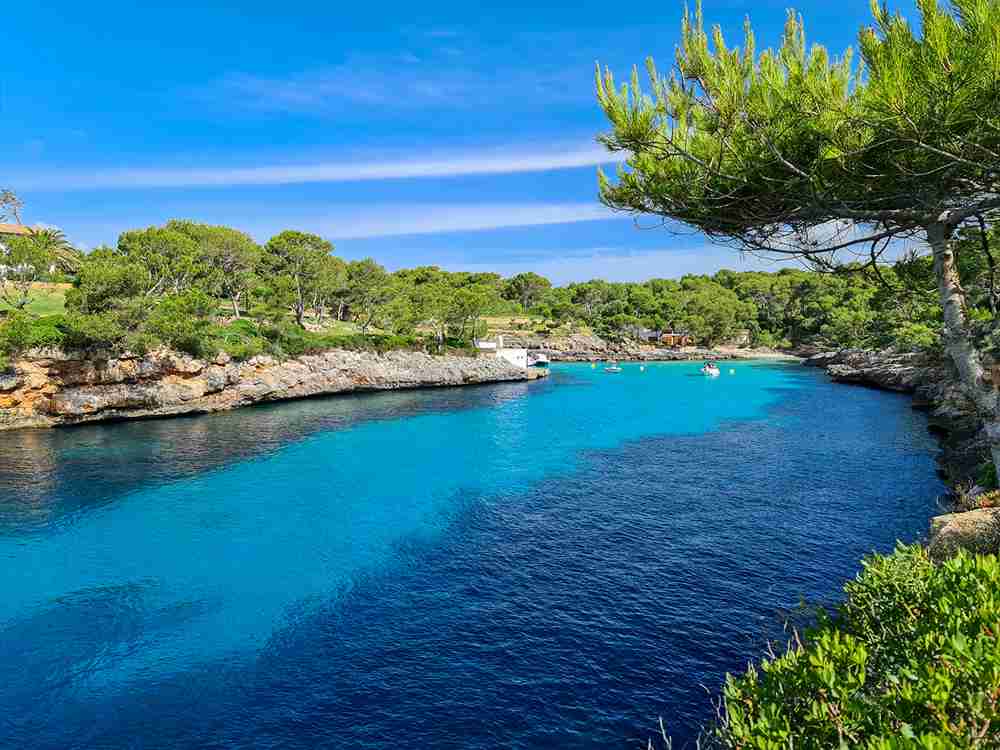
805 349 929 392
928 508 1000 559
0 348 545 431
804 349 986 484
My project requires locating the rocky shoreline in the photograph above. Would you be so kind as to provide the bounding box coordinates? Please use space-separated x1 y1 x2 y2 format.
0 348 546 431
501 333 791 362
802 349 984 482
802 349 998 556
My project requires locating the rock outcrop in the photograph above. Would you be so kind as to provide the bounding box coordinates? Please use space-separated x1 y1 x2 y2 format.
803 349 1000 556
928 507 1000 559
0 348 546 431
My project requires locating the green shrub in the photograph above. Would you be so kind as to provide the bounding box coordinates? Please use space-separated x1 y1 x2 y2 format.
891 322 941 352
59 311 131 352
714 545 1000 749
0 312 67 354
144 291 219 357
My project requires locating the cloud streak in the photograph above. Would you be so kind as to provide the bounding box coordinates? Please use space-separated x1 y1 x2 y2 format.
19 144 615 191
300 202 617 239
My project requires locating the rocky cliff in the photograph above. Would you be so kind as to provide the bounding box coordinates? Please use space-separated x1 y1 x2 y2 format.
0 348 546 431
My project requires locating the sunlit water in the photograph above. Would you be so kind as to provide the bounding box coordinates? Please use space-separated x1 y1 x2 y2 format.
0 361 944 748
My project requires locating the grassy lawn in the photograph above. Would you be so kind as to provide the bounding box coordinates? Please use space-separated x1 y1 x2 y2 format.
0 283 69 316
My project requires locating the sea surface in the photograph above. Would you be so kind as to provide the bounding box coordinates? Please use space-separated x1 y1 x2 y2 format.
0 361 945 748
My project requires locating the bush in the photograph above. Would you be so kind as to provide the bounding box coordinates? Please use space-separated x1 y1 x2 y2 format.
59 311 132 352
891 321 941 352
144 291 219 357
714 545 1000 749
0 312 67 354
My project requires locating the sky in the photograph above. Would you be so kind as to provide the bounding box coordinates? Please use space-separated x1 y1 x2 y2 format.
5 1 883 283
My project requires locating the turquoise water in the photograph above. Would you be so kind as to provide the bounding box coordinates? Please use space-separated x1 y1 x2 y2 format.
0 361 944 747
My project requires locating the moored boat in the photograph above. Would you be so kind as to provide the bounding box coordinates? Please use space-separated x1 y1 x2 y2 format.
529 353 551 367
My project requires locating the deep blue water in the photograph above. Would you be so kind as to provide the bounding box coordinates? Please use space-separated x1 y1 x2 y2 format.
0 361 945 748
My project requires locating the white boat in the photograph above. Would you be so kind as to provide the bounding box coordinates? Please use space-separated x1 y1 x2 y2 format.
700 363 721 377
604 360 623 373
529 353 550 367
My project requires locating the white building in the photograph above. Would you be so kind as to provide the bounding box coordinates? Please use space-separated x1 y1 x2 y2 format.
475 335 528 369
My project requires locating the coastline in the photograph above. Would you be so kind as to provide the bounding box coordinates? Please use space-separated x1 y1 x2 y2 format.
0 348 547 431
801 350 982 482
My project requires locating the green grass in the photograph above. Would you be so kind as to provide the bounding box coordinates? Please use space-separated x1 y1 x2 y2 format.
0 284 68 316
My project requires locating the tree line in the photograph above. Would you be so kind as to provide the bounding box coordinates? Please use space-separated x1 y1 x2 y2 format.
3 211 998 364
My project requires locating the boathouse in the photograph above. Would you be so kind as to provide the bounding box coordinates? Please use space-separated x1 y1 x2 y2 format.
659 331 692 348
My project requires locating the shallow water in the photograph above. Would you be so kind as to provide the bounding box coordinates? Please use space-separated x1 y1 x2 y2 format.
0 361 944 748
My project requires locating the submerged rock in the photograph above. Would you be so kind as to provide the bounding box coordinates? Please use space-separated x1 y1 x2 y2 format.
0 348 546 431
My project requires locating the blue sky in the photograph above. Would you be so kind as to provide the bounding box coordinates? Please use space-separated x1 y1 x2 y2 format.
6 1 878 283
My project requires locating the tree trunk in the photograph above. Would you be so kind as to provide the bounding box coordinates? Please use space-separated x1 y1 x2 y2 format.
927 221 1000 472
231 294 241 319
295 275 305 328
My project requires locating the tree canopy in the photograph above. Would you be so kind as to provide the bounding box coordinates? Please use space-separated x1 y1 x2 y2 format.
597 0 1000 261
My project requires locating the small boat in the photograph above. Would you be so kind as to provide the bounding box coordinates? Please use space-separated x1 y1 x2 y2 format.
700 363 721 377
529 353 550 367
604 361 623 373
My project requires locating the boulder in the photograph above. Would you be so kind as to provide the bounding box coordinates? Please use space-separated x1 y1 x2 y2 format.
928 508 1000 559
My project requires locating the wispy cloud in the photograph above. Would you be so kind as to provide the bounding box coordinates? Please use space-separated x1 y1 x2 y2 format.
208 63 588 114
296 202 616 240
18 143 615 191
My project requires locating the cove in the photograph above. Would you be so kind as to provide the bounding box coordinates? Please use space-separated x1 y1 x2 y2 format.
0 361 945 748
